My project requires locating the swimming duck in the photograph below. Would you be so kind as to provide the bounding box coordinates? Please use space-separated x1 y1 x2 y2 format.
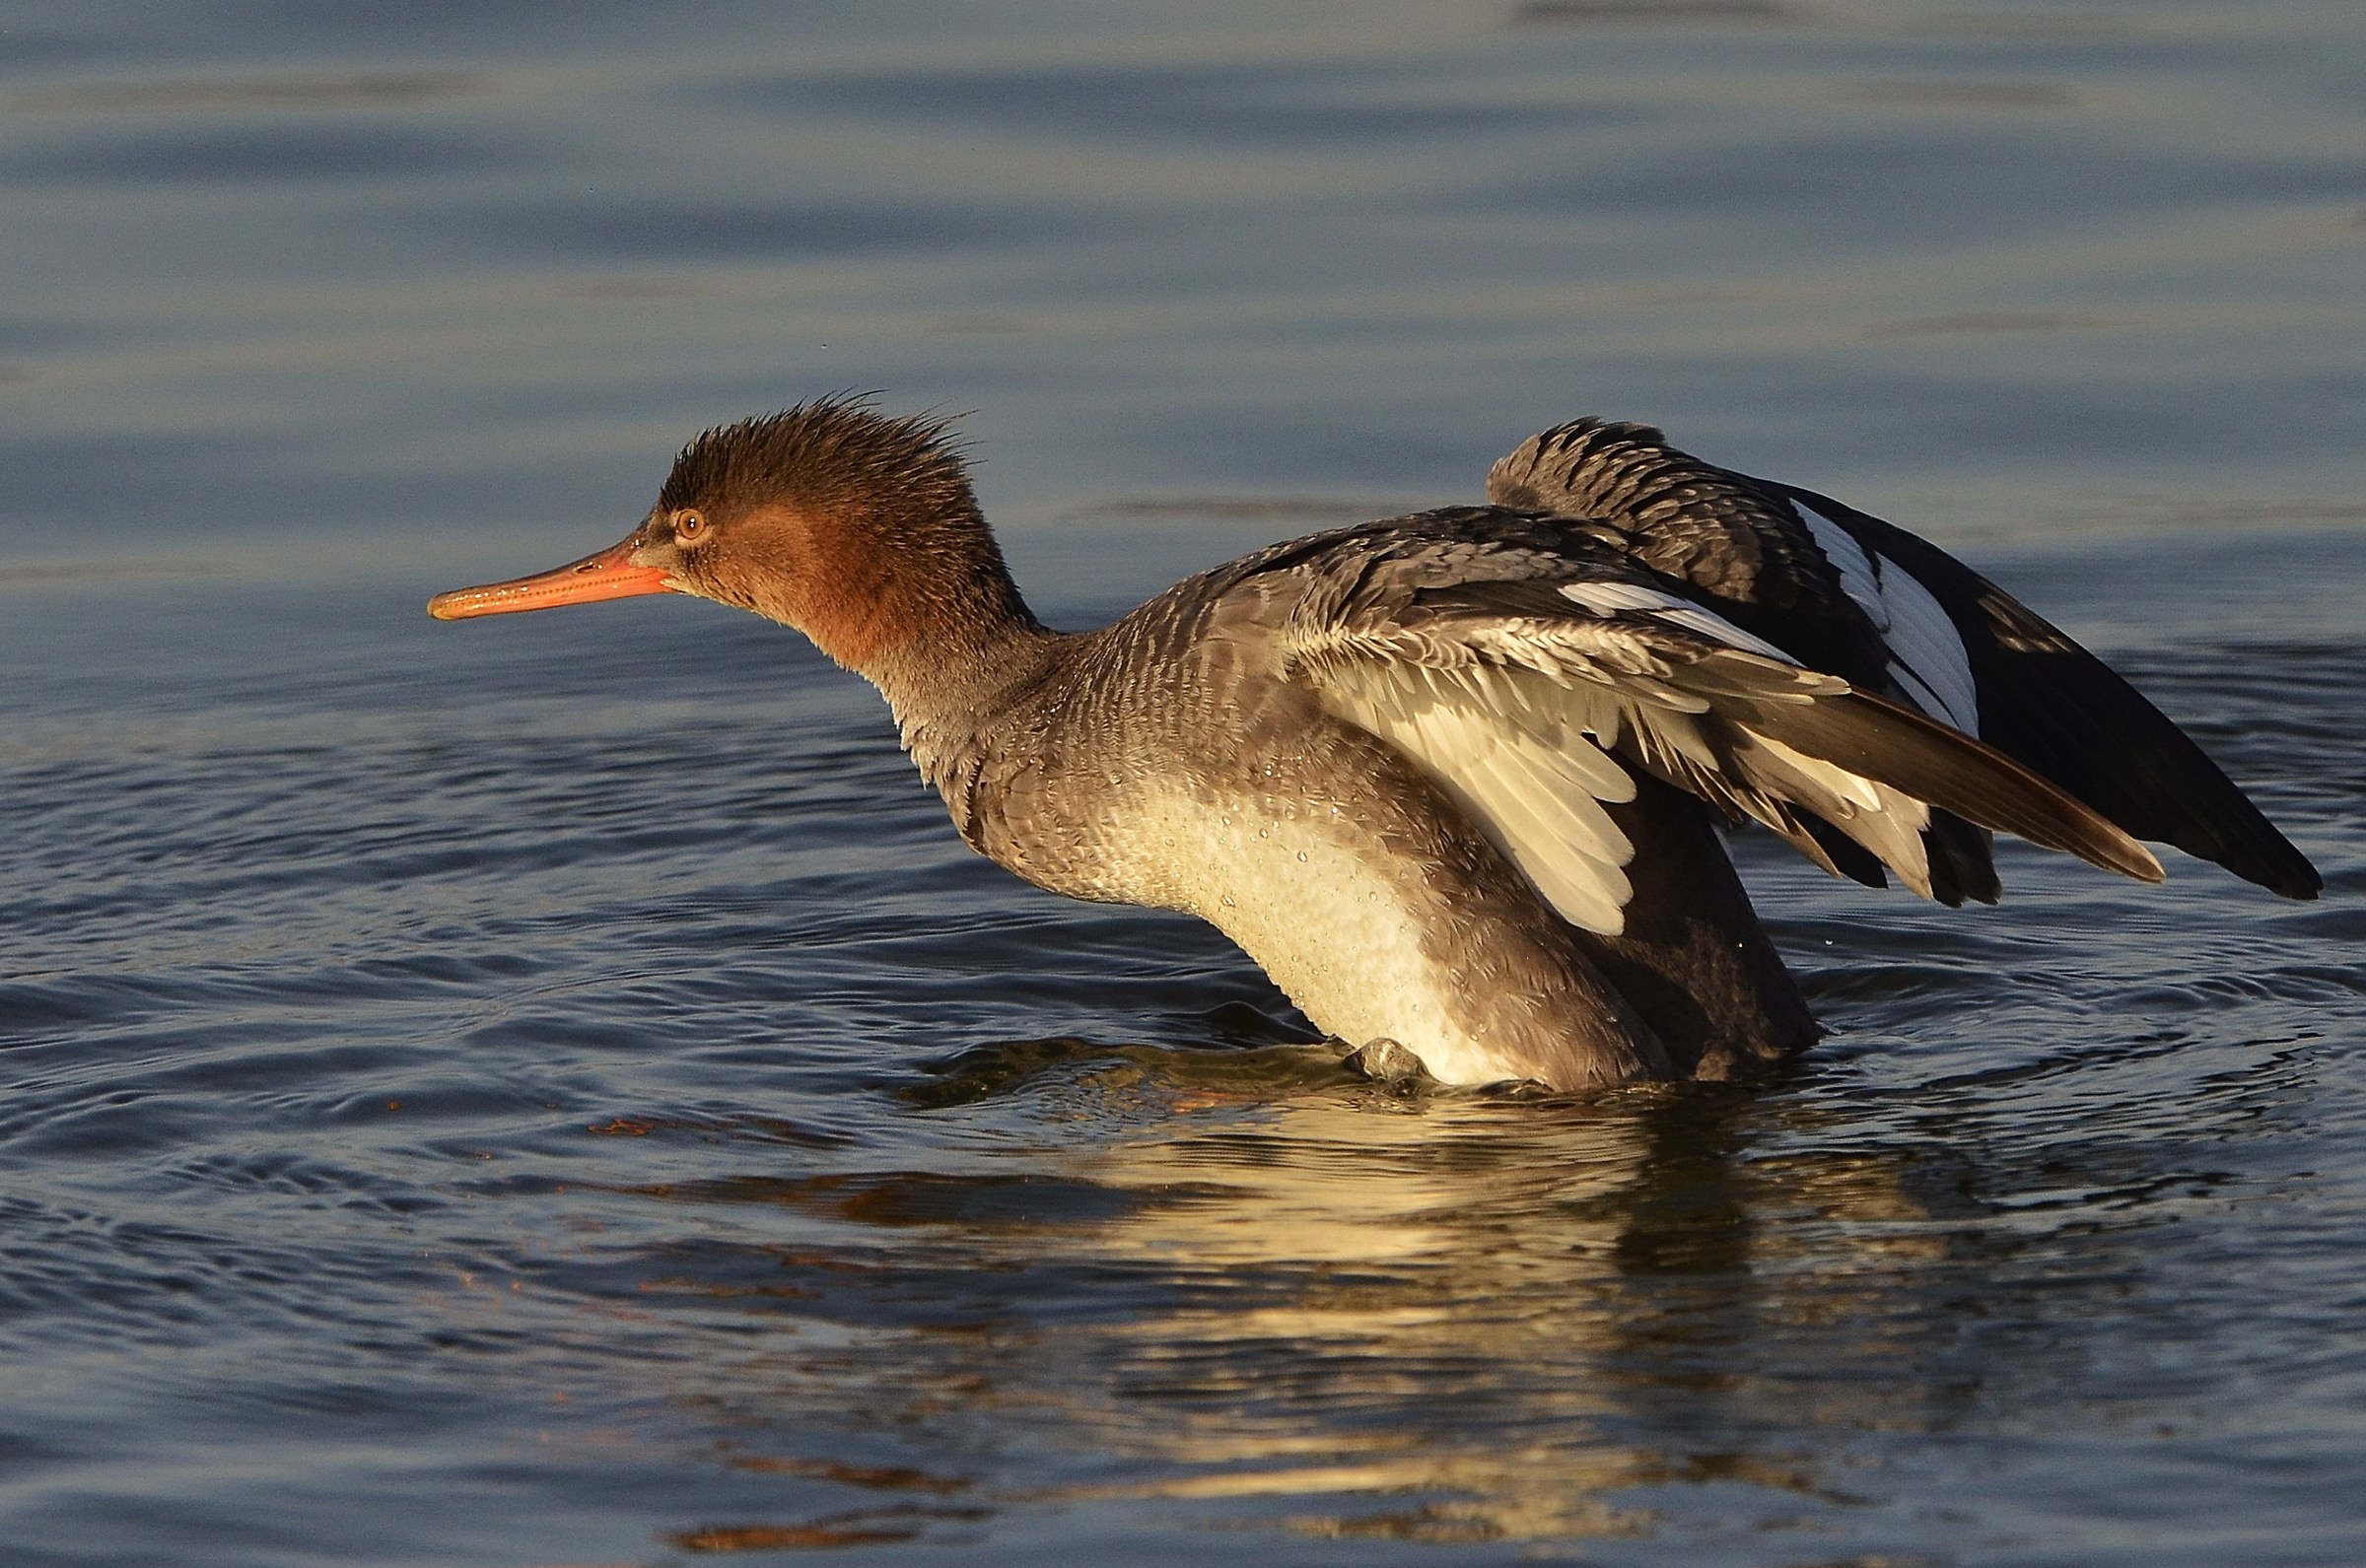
429 398 2318 1089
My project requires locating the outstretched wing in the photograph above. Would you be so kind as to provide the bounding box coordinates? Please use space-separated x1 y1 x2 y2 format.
1774 481 2321 899
1489 419 2320 900
1273 514 2161 939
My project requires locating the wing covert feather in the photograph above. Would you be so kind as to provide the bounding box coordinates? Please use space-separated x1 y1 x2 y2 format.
1273 521 2163 929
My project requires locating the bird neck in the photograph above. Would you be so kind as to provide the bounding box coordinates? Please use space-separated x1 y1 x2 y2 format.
851 573 1060 789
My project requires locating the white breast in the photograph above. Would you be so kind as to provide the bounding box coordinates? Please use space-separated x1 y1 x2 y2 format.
1128 787 1525 1087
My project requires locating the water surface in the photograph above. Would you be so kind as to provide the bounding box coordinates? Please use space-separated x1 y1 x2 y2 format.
3 2 2363 1563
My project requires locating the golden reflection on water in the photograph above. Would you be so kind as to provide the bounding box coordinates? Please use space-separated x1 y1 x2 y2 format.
1033 1086 1723 1540
614 1062 1973 1548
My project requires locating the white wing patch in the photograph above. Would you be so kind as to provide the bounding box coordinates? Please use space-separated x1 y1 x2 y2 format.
1799 507 1880 618
1872 562 1978 733
1798 506 1980 734
1559 580 1800 664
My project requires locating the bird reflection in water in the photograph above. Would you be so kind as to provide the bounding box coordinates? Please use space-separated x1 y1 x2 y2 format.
588 1042 2024 1549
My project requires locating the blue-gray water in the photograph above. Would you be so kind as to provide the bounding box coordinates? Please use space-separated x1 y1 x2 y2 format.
4 3 2362 1563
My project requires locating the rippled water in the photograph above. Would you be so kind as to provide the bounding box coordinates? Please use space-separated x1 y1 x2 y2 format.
5 3 2363 1564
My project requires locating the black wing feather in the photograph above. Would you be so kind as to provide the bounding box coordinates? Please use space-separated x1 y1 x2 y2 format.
1487 417 2318 901
1776 484 2321 900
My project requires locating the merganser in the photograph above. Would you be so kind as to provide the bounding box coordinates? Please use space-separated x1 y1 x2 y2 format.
428 398 2319 1090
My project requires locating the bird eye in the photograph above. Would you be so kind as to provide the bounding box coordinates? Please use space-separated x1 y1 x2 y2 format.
674 510 710 543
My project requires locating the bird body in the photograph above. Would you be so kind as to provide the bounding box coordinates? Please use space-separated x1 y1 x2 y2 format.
430 399 2317 1091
